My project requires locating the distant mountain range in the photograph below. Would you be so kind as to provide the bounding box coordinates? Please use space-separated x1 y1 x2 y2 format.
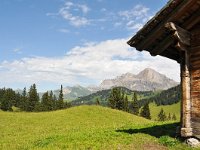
98 68 178 91
47 85 92 100
16 68 179 100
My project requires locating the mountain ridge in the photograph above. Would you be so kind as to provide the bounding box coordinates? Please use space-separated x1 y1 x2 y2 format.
98 68 178 91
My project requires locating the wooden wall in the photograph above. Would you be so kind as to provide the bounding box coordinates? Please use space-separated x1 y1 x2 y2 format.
190 26 200 138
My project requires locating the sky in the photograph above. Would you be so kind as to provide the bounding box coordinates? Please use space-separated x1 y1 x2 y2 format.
0 0 180 92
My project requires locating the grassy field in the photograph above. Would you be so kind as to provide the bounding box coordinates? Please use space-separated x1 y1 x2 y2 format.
0 105 198 150
149 102 180 121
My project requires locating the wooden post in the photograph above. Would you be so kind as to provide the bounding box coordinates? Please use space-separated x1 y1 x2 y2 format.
165 22 192 137
180 49 192 137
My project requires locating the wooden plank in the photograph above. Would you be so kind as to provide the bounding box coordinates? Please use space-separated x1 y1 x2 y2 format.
191 106 200 113
191 36 200 47
135 0 193 50
183 9 200 30
150 35 174 56
190 47 200 55
192 122 200 130
190 54 200 63
175 42 188 52
172 0 200 21
191 91 200 96
191 70 200 76
191 60 200 67
165 22 191 46
191 112 200 118
191 117 200 123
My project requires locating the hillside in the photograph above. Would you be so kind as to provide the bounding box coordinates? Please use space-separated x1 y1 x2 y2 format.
73 85 181 107
99 68 179 91
41 85 92 100
0 106 190 149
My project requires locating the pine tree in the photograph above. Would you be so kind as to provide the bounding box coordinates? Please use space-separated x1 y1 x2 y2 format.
57 85 64 109
27 84 39 112
53 94 57 110
0 89 13 111
108 88 123 110
21 87 28 111
14 92 21 108
115 88 123 110
108 89 116 109
157 108 167 121
132 93 139 115
41 92 49 111
49 91 54 110
167 113 171 120
96 98 100 105
172 113 177 120
140 103 151 119
123 95 129 112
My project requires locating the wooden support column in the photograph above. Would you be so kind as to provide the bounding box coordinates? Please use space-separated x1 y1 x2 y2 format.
166 22 192 137
180 49 192 137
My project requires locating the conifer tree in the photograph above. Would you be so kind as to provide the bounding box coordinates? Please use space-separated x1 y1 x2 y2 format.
172 113 177 120
0 89 13 111
41 91 49 111
157 108 167 121
21 87 28 111
53 94 57 110
27 84 39 111
123 95 129 112
96 98 100 105
57 85 64 109
140 103 151 119
108 89 116 109
167 113 171 120
49 91 54 110
15 92 21 108
108 87 123 110
132 92 139 115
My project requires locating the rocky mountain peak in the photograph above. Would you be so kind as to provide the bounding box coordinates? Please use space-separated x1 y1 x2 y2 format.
99 68 179 91
136 68 166 84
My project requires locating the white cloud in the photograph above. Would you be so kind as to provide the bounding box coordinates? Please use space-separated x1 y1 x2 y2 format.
13 48 22 54
58 28 70 33
0 38 180 90
77 4 90 14
118 4 151 30
58 1 90 27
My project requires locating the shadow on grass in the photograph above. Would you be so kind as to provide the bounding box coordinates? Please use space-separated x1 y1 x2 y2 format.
116 122 181 138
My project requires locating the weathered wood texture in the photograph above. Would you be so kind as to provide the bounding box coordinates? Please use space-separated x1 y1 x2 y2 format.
191 27 200 137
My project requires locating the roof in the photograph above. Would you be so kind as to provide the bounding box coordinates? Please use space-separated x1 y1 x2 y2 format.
128 0 200 62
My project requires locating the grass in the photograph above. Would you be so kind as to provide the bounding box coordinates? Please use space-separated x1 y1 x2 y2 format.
149 102 180 121
0 105 197 150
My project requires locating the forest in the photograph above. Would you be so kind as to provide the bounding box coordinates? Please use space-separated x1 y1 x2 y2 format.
0 84 69 112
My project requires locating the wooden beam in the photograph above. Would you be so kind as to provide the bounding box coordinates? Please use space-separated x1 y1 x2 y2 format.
183 9 200 30
180 49 193 137
175 42 188 52
150 35 174 56
135 0 194 50
165 22 191 46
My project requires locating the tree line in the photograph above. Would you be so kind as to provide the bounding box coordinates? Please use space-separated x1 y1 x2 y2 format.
138 85 180 107
0 84 69 112
107 87 177 121
107 87 151 119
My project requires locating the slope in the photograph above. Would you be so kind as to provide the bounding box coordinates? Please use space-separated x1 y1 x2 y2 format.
74 85 180 107
0 105 190 150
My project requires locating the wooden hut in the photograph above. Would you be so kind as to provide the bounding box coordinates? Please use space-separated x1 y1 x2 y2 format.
128 0 200 138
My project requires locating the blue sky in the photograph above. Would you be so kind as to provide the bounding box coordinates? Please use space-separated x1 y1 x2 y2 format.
0 0 180 91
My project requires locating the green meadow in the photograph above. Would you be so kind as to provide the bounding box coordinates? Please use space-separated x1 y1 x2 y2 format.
150 102 180 120
0 105 197 150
